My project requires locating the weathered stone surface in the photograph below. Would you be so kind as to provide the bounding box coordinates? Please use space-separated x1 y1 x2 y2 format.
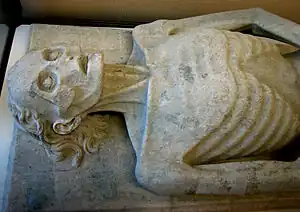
29 24 133 64
4 127 57 212
4 8 300 211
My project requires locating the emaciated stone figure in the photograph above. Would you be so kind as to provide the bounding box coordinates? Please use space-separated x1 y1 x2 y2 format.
7 26 300 195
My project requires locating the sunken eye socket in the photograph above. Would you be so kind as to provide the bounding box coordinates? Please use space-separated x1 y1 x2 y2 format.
42 48 64 61
37 69 57 92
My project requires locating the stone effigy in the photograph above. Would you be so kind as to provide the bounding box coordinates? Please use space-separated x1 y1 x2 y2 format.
4 8 300 211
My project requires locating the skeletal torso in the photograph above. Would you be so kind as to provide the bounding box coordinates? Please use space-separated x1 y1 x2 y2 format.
126 29 300 165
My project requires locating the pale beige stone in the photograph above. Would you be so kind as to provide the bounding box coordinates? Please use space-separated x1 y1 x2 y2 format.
5 9 300 203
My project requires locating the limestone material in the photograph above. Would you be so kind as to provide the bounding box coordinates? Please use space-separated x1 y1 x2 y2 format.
0 25 31 212
4 8 300 211
29 24 133 64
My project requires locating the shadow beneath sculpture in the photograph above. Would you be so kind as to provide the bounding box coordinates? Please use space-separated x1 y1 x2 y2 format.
201 135 300 165
233 24 300 49
270 135 300 162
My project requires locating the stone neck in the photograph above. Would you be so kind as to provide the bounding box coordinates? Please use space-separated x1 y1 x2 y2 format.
87 64 149 114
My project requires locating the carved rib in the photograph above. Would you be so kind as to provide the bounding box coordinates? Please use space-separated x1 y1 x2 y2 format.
195 70 250 163
240 86 277 156
182 32 239 165
183 30 300 165
200 34 270 161
190 32 278 163
254 101 296 155
225 33 294 157
186 32 251 164
250 91 286 155
236 84 276 157
197 70 251 162
216 73 264 160
183 31 279 164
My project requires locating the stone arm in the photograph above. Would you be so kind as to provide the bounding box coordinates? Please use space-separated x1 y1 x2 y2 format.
135 153 300 195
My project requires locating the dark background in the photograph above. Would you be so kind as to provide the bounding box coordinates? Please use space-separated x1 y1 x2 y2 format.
0 0 22 90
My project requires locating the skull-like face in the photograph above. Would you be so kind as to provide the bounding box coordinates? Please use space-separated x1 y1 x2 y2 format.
7 46 103 134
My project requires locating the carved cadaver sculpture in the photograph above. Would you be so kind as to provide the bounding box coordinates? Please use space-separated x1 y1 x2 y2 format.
7 27 300 195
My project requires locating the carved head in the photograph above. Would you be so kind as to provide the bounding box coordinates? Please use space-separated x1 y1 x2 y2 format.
7 46 104 135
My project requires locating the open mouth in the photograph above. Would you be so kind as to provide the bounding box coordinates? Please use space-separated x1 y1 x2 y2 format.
78 55 89 75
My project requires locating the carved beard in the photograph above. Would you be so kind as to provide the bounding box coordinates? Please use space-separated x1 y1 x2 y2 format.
42 114 109 168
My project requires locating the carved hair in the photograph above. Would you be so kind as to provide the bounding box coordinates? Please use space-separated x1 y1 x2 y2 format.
9 103 44 136
9 102 109 167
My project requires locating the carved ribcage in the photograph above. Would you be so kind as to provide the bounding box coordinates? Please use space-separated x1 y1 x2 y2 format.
193 31 300 164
